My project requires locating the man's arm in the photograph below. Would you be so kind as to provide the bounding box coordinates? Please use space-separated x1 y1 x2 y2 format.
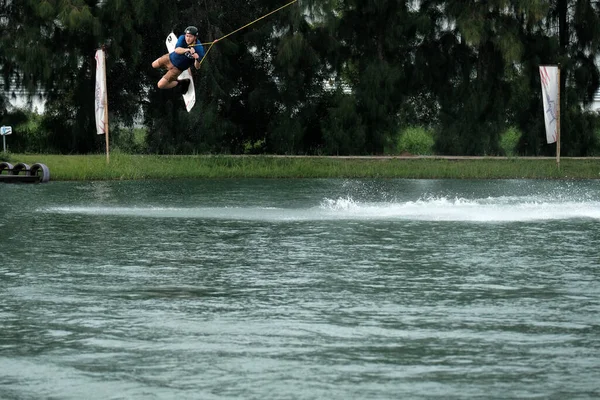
174 36 191 55
174 46 190 55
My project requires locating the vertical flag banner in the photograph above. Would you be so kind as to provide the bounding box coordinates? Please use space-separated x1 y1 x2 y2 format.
95 49 107 135
95 49 110 162
539 66 559 144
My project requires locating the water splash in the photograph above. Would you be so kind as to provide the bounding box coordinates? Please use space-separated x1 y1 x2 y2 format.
320 197 358 211
41 194 600 222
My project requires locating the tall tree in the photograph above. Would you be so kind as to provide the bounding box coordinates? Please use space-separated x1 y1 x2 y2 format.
0 0 168 152
512 0 600 156
2 0 600 156
322 0 419 154
419 0 539 154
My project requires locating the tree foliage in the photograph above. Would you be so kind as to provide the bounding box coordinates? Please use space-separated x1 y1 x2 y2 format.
1 0 599 155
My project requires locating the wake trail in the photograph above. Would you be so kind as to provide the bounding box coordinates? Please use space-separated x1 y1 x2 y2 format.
40 195 600 222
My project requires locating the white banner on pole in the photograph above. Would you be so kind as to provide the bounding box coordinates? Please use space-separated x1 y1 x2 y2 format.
539 66 559 144
95 49 107 136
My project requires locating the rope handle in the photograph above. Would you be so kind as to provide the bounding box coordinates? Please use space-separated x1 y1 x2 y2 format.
195 40 216 68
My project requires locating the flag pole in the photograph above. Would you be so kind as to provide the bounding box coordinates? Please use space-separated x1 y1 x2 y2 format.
103 81 109 163
102 45 109 164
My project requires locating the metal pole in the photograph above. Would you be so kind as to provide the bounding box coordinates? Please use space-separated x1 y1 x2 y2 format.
103 48 109 164
102 45 110 164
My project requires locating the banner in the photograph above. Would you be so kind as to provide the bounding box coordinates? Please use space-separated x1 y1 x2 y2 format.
95 49 107 136
539 66 559 144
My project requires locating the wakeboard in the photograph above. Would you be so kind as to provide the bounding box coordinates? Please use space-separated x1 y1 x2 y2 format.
166 32 196 112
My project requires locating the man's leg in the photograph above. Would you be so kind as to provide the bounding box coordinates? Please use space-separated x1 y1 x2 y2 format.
153 55 180 89
156 66 184 89
157 77 179 89
178 79 190 92
152 54 170 69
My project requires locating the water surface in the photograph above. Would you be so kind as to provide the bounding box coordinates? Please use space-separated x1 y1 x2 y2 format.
1 179 599 399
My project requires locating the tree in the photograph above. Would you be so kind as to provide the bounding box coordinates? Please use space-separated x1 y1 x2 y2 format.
2 0 600 156
0 0 167 153
510 0 600 156
317 0 419 154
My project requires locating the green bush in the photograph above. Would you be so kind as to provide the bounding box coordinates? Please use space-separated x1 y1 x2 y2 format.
500 126 521 156
112 127 147 154
396 126 434 155
243 139 266 154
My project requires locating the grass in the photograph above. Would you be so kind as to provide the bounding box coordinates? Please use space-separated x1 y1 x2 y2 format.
5 153 600 180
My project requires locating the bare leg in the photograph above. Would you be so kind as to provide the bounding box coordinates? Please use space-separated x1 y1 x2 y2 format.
157 78 179 89
152 55 182 89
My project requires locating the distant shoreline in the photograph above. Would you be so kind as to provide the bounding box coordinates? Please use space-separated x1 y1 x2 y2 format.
5 154 600 180
197 154 599 160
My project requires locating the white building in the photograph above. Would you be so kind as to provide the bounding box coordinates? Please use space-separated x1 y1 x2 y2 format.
591 88 600 112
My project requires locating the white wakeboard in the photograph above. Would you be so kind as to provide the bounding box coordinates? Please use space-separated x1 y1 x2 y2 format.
166 32 196 112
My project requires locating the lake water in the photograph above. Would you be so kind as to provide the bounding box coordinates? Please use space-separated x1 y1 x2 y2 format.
1 179 599 399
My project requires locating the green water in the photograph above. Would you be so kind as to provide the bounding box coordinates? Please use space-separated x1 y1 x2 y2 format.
1 179 599 399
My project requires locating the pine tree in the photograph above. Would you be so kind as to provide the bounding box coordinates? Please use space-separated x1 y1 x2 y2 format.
314 0 419 154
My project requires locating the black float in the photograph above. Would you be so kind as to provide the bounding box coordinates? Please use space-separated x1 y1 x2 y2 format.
0 162 51 183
